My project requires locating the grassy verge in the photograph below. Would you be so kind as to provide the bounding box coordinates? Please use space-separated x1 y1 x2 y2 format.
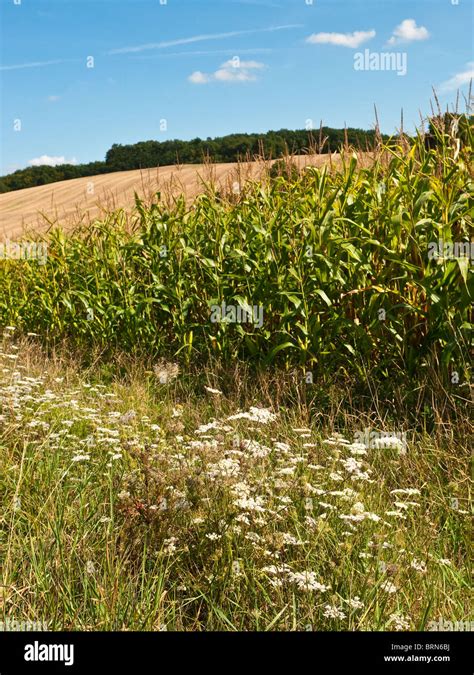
1 339 470 631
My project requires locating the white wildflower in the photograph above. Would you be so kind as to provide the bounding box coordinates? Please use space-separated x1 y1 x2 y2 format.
281 533 308 546
344 596 364 610
245 532 262 543
195 420 223 434
277 467 295 476
163 537 178 554
262 564 291 576
85 561 96 575
227 407 276 424
323 604 346 620
388 612 410 631
379 580 398 594
241 439 271 458
288 572 330 592
207 457 240 479
411 559 427 574
205 533 222 541
385 510 407 519
234 496 266 512
329 472 344 482
273 441 291 453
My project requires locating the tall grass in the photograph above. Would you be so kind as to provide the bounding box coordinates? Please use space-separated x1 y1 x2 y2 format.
0 341 471 631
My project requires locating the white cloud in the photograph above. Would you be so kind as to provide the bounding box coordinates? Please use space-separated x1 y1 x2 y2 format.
47 95 61 102
188 71 210 84
439 62 474 93
189 59 265 84
28 155 77 167
110 25 302 55
387 19 429 45
306 30 375 48
214 69 255 82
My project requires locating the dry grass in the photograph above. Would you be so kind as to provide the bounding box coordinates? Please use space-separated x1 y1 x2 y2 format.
0 337 471 631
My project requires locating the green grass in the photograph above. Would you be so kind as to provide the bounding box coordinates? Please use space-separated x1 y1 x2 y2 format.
0 341 471 631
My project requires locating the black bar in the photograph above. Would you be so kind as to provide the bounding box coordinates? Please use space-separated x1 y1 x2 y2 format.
0 631 470 674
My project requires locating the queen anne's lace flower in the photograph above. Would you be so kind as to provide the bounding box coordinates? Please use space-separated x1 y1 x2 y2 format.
379 580 398 594
388 612 410 631
411 558 427 574
227 407 277 424
287 572 330 592
344 596 364 610
323 604 346 619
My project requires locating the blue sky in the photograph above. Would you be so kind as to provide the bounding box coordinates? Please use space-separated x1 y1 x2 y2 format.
0 0 472 174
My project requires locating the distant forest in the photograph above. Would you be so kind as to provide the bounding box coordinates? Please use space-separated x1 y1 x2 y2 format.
0 126 388 193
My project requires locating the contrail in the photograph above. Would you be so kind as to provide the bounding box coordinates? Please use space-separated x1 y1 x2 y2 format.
108 24 303 55
0 59 66 71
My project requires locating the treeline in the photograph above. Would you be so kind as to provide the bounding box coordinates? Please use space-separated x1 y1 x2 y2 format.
0 126 386 194
104 127 384 171
0 161 108 193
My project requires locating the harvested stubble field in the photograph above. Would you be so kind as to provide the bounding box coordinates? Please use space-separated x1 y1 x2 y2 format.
0 153 355 240
0 129 472 632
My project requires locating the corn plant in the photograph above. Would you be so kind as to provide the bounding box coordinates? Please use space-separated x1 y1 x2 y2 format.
0 127 471 387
